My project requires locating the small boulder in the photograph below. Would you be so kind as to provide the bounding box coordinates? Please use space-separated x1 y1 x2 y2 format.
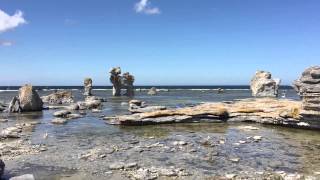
250 71 280 97
51 118 67 124
147 87 157 95
41 90 74 104
53 110 71 118
9 85 43 112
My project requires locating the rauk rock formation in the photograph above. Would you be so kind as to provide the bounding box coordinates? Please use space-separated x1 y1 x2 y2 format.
250 71 280 97
293 66 320 121
83 78 93 96
109 67 135 97
122 72 135 97
109 67 122 96
9 85 43 112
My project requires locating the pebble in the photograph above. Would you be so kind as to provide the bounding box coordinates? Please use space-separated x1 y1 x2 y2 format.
10 174 35 180
229 158 240 163
239 140 246 144
125 162 138 169
226 174 237 179
109 162 125 170
253 136 262 141
172 141 187 146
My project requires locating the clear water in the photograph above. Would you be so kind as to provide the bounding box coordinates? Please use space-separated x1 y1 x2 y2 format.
1 88 320 179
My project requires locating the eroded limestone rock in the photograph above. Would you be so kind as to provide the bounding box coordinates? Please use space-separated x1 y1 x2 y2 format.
122 72 135 96
110 67 122 96
250 71 280 97
128 100 166 113
83 78 93 96
41 90 74 104
9 85 43 112
294 66 320 120
148 87 157 96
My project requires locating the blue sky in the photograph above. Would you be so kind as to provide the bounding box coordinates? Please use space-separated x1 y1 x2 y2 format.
0 0 319 86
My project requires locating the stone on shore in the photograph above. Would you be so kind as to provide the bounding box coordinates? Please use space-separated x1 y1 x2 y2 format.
0 159 4 178
110 67 122 96
41 90 74 104
77 96 103 110
83 78 93 96
148 87 157 95
250 71 280 97
293 66 320 121
51 118 67 124
1 126 22 138
9 85 43 112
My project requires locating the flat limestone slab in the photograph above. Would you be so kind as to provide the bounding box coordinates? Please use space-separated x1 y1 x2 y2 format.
104 98 320 129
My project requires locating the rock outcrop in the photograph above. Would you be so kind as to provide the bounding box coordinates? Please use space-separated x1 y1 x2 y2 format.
0 159 4 178
293 66 320 120
9 85 43 112
41 90 74 104
110 67 122 96
83 78 93 96
250 71 280 97
148 87 157 95
103 98 315 129
122 72 135 96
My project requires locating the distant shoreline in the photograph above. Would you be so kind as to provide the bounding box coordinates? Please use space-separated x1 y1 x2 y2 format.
0 85 294 90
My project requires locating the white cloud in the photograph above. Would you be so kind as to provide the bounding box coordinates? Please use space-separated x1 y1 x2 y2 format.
0 9 26 33
0 40 14 46
135 0 161 15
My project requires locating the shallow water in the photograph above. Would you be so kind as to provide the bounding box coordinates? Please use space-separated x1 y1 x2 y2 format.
1 89 320 179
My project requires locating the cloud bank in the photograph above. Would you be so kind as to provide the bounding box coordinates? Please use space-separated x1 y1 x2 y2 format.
0 9 26 33
135 0 160 15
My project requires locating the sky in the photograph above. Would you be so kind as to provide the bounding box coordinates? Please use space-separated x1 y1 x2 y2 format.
0 0 320 86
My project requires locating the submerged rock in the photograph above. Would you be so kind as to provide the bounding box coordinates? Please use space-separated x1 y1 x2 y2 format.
83 78 93 96
41 90 74 104
51 118 67 124
122 72 135 96
147 87 157 96
128 100 166 113
0 159 4 178
110 67 122 96
9 85 43 112
293 66 320 121
250 71 280 97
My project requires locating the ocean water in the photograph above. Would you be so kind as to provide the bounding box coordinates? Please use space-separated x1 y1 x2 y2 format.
1 87 320 179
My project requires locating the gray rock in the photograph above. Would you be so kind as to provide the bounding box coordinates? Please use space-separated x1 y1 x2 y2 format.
41 90 74 104
9 85 43 112
250 71 280 97
9 174 35 180
51 118 67 124
110 67 122 96
0 159 4 178
128 99 166 113
293 66 320 121
66 104 79 110
109 162 125 170
122 72 135 96
83 78 93 96
147 87 157 95
53 110 71 117
1 126 22 138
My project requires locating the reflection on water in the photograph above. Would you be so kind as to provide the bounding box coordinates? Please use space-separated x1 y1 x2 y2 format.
1 89 319 179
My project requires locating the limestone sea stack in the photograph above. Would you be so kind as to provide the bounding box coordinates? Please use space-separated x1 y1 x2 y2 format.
148 87 157 95
83 78 93 96
250 71 280 97
9 85 43 112
293 66 320 120
122 72 135 96
109 67 122 96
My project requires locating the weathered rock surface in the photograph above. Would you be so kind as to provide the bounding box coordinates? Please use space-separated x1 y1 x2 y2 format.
1 126 22 138
9 85 43 112
83 78 93 96
51 118 68 124
41 90 74 104
128 100 167 113
122 72 135 96
0 159 4 178
294 66 320 120
250 71 280 97
77 96 103 110
9 174 35 180
147 87 157 95
104 98 318 129
53 110 71 118
110 67 122 96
